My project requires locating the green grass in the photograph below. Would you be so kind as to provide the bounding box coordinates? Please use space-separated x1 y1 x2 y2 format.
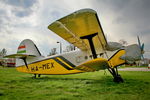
118 65 148 68
0 67 150 100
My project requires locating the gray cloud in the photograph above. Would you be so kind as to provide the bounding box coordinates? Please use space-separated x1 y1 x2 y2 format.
1 0 38 18
0 0 39 35
91 0 150 34
12 8 32 17
3 0 37 8
90 0 150 58
0 0 150 58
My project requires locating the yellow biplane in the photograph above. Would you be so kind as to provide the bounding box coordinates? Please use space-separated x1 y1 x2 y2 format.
5 9 143 83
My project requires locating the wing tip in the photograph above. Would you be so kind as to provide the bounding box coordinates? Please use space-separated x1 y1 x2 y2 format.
74 8 97 14
48 8 97 29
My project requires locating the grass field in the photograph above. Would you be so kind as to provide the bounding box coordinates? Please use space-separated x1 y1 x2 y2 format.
0 67 150 100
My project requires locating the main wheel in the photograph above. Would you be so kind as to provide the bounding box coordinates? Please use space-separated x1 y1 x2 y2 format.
113 74 124 83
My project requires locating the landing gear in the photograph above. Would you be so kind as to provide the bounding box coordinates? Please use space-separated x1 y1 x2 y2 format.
108 67 124 83
38 74 41 77
33 74 41 78
113 74 124 83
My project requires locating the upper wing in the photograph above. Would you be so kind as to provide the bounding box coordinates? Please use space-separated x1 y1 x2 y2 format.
48 9 107 54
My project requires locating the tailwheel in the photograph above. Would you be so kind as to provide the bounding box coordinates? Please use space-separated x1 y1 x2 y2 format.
32 74 37 78
38 74 41 77
33 74 41 78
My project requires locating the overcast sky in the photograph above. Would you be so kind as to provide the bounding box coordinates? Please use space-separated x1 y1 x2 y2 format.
0 0 150 58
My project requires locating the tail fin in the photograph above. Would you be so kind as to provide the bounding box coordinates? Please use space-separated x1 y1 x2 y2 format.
17 39 41 56
108 49 125 68
5 39 41 58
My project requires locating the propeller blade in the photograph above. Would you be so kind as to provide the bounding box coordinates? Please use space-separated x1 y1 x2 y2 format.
137 36 141 48
137 36 145 60
141 43 144 51
141 54 144 60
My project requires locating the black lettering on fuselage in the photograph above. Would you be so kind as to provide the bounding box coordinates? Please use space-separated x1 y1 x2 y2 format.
51 62 54 68
42 64 47 70
47 63 50 69
31 67 35 72
35 66 38 71
30 62 55 72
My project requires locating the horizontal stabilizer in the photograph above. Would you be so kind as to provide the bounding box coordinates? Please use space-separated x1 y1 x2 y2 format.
4 54 36 59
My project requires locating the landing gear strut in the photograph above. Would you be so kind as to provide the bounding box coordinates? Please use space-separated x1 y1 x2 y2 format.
33 74 41 78
108 67 124 83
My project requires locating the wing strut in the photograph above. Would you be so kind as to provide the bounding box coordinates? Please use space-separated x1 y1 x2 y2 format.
22 57 29 69
80 33 98 59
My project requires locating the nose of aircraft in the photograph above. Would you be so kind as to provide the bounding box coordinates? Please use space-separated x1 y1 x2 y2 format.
120 44 142 63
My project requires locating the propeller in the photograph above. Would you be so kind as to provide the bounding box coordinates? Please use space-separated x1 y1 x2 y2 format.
137 36 145 59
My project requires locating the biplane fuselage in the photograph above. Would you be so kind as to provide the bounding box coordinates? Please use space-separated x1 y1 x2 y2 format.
15 45 125 76
16 50 86 74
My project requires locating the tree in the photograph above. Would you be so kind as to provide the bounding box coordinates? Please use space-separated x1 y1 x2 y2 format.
0 48 7 67
0 48 7 58
119 39 128 46
48 48 57 56
64 44 75 52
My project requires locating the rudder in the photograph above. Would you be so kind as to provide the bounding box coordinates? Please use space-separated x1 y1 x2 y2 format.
17 39 41 56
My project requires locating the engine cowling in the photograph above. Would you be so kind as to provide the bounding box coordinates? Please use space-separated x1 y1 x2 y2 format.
120 44 141 63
